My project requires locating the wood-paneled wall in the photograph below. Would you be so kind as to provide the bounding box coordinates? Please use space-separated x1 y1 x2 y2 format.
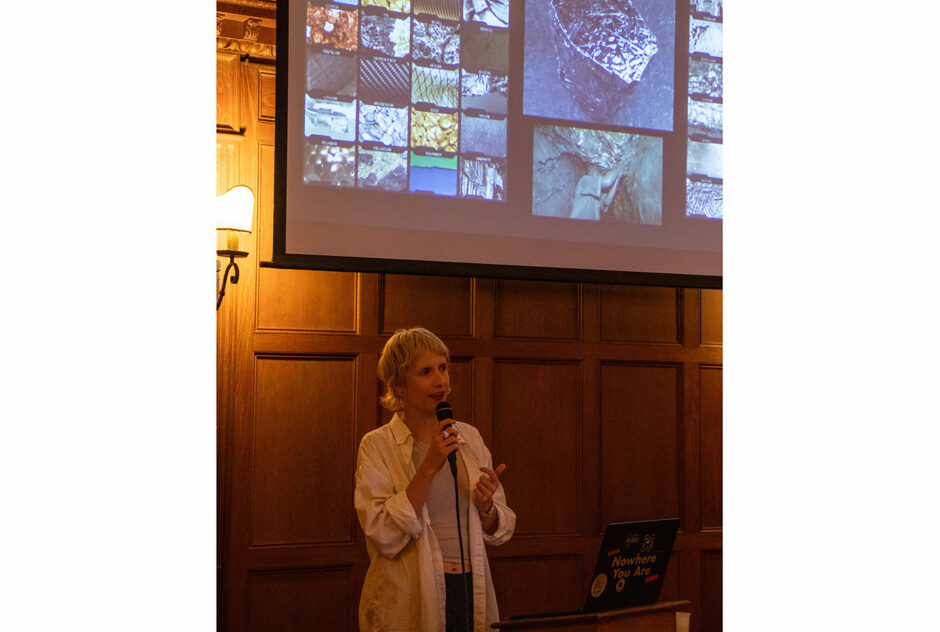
217 6 722 630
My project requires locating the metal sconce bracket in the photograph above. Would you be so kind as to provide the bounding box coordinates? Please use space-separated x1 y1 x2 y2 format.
217 249 248 310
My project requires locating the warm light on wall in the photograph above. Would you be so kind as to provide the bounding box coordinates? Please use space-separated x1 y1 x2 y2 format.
217 185 255 310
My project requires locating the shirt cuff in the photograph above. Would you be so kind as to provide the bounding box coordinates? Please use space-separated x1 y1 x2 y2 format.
384 489 423 539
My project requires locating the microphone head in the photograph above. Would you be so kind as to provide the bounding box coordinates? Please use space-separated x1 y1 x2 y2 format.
436 401 458 471
435 401 454 421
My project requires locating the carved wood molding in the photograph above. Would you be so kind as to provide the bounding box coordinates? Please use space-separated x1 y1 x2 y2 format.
217 10 276 62
221 0 276 11
217 36 276 61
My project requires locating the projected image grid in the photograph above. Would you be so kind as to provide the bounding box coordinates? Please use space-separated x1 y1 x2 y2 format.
686 0 722 219
295 0 722 246
301 0 509 199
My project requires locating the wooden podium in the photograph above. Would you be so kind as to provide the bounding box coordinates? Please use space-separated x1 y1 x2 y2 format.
492 601 691 632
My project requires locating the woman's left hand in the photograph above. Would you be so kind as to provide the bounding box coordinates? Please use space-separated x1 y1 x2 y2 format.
472 463 507 514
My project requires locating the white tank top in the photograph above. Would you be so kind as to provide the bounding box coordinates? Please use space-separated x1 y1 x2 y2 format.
411 441 471 568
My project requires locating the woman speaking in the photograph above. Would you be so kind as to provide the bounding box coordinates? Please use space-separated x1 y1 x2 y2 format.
354 327 515 631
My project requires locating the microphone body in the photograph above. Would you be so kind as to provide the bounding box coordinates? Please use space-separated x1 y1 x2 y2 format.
435 401 458 478
435 401 472 627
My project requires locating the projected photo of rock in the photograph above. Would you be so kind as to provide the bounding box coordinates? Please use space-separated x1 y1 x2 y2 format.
362 0 411 13
411 109 459 151
461 23 508 72
461 70 508 115
692 0 722 22
361 13 411 58
690 16 722 58
688 99 721 141
463 0 509 28
412 65 459 108
413 19 460 66
532 124 662 224
303 140 356 187
359 58 411 104
686 140 721 219
460 156 505 200
413 0 462 22
523 0 674 131
686 176 721 219
306 49 358 97
687 140 721 181
304 95 357 142
689 57 722 101
359 103 409 147
460 113 506 158
410 152 458 196
306 3 359 51
358 148 408 191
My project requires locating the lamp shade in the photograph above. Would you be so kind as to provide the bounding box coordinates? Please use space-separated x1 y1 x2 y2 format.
216 185 255 232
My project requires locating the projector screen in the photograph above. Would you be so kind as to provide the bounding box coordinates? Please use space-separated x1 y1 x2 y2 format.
273 0 722 287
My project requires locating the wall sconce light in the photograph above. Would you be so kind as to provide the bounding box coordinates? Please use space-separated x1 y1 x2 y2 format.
217 185 254 310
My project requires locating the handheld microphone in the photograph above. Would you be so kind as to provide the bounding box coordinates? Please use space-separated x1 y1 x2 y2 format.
435 401 458 478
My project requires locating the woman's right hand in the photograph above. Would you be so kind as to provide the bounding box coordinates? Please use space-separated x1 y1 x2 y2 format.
423 418 460 473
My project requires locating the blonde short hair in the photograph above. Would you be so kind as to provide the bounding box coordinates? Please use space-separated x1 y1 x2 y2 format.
378 327 450 411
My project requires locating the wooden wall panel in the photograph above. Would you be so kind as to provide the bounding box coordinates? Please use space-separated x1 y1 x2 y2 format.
494 280 580 340
700 551 722 632
446 357 474 426
600 363 681 524
256 269 358 332
490 556 583 619
247 566 354 632
258 142 276 262
251 356 358 546
258 69 276 121
600 285 681 344
700 366 722 530
381 274 473 336
217 137 243 192
217 48 264 632
659 551 682 603
700 289 722 346
217 51 242 133
493 360 581 535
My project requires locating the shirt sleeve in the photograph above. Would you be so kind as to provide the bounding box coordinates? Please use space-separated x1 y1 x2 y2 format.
483 485 515 547
463 424 516 547
354 432 424 559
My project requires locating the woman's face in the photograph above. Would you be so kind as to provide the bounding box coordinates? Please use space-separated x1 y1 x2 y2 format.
399 351 451 417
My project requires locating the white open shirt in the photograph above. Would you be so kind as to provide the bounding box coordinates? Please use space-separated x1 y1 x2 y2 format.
354 413 516 631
